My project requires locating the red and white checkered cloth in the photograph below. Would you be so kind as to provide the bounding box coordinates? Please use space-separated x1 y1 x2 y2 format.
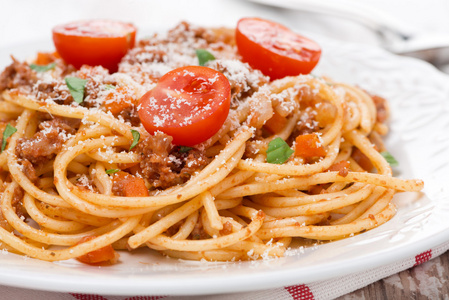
2 241 448 300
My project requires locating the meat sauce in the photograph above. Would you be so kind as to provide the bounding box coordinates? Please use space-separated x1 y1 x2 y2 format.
0 22 388 197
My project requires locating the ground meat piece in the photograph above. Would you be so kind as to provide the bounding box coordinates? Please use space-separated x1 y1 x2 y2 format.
20 159 38 184
165 220 183 236
0 212 12 231
208 59 268 106
76 66 111 108
74 174 98 192
219 221 233 235
119 22 239 85
0 183 24 231
121 45 166 65
82 79 103 108
287 109 319 145
117 105 140 126
16 117 78 164
12 186 27 221
189 217 210 240
372 95 389 123
0 58 36 91
135 132 208 189
34 81 74 104
167 21 209 43
296 113 318 135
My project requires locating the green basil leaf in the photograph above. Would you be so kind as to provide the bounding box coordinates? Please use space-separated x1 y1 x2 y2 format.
266 137 294 164
103 84 116 90
381 151 399 167
30 62 56 72
130 129 140 150
179 146 193 153
65 77 87 104
1 124 17 152
105 169 120 175
196 49 215 66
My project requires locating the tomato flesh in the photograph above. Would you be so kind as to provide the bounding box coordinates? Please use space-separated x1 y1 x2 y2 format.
138 66 231 146
52 20 136 73
236 18 321 80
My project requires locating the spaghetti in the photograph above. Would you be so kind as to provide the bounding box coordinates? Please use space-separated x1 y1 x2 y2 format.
0 21 423 263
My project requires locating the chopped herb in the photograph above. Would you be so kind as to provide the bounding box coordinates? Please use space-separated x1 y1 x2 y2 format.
381 151 399 167
196 49 215 66
130 129 140 150
65 77 87 104
103 84 116 90
105 169 120 174
30 62 56 72
179 146 193 153
266 137 294 164
1 124 17 152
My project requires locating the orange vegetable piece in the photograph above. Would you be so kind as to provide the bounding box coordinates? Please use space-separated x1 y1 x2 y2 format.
104 86 135 115
35 52 57 65
112 171 149 197
76 236 118 265
264 111 288 134
295 133 326 158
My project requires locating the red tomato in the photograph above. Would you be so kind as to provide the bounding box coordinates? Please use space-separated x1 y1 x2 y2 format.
76 236 118 265
52 20 136 73
236 17 321 80
138 66 231 146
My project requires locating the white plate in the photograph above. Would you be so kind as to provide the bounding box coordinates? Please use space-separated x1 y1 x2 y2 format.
1 26 449 297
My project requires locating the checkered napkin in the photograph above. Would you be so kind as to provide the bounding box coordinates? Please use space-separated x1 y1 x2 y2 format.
2 241 448 300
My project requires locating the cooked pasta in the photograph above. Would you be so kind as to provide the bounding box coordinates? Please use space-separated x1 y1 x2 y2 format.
0 20 423 263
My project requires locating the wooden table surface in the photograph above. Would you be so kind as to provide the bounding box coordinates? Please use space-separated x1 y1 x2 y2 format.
338 250 449 299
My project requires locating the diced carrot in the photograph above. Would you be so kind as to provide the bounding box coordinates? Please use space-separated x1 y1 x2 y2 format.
264 111 288 134
295 133 326 158
104 86 135 115
76 236 118 265
35 52 56 65
327 160 350 177
352 148 373 171
112 171 149 197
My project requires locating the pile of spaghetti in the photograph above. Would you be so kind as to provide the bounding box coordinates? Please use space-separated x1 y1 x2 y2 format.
0 19 423 264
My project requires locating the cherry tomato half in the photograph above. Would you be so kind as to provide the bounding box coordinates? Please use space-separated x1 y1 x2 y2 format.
138 66 231 146
52 20 136 73
236 17 321 80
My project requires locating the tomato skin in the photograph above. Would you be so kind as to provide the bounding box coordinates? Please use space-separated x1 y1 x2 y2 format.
52 20 136 73
138 66 231 146
76 236 118 265
236 18 321 80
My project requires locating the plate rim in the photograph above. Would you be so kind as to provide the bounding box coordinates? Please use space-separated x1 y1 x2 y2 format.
0 31 448 296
